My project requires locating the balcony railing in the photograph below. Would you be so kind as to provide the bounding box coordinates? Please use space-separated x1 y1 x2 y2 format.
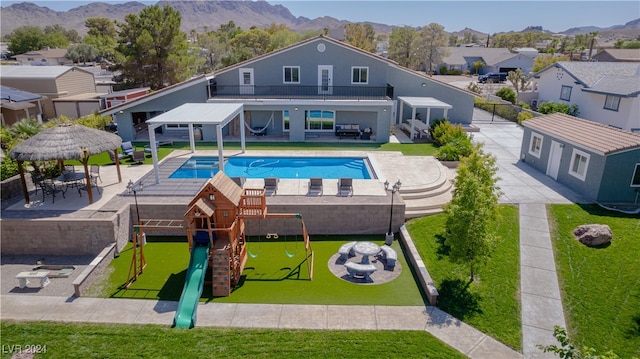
208 84 393 101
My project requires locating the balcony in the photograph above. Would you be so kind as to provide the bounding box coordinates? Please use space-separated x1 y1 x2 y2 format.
208 84 394 101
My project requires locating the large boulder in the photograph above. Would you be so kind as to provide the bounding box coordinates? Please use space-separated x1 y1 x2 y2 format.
573 224 613 246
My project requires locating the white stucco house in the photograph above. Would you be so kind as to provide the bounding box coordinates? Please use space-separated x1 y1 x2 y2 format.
532 62 640 132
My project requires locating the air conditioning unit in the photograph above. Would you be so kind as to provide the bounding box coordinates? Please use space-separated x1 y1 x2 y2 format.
531 99 538 108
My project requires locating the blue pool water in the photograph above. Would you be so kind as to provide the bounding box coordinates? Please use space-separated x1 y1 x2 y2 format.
169 156 373 179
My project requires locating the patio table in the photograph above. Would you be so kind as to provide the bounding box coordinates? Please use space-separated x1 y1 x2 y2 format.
57 172 86 196
353 241 380 264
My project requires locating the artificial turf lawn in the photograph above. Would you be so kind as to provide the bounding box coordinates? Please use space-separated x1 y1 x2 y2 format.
406 205 522 351
0 321 467 359
86 236 426 306
548 204 640 358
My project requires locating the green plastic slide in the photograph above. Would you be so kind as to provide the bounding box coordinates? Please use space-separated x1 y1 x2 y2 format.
172 242 209 329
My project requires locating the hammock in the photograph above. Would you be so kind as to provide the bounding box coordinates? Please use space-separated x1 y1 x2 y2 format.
244 111 275 134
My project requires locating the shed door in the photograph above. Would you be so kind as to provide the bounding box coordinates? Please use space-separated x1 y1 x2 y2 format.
546 140 562 180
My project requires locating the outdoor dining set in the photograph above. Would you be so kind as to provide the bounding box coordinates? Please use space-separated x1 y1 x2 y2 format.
31 165 101 203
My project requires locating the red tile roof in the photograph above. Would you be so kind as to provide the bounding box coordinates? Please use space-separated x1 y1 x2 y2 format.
523 113 640 155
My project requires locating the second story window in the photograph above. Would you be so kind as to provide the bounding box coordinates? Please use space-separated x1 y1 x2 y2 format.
604 95 621 111
283 66 300 84
352 67 368 84
560 85 572 101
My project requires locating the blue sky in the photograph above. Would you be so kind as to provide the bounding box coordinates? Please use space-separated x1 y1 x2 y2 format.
1 0 638 33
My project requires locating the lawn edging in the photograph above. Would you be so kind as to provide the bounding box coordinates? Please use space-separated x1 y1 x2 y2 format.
399 224 439 305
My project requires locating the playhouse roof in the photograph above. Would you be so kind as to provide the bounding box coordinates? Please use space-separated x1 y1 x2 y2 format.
190 172 242 208
186 198 215 218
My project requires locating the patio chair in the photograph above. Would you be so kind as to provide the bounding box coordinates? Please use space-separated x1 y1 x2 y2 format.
264 177 279 195
121 141 134 156
33 175 65 203
308 177 323 195
131 150 146 164
108 149 125 163
63 164 75 173
90 164 102 183
338 178 353 197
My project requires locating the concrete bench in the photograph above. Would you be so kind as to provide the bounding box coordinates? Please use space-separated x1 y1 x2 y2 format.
15 271 50 288
344 262 377 281
380 245 397 268
338 241 357 260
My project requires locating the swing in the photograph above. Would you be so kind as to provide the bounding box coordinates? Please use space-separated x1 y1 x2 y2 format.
248 221 263 258
284 233 298 258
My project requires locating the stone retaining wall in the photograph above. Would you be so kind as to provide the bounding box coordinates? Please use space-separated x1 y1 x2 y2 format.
399 224 439 306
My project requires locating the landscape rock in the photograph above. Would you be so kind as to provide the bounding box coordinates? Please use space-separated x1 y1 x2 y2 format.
573 224 613 246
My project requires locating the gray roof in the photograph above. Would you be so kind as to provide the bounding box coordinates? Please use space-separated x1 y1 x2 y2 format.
593 48 640 61
0 65 93 79
441 47 520 66
550 62 640 97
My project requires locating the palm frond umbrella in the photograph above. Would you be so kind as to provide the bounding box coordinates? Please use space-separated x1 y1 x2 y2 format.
9 123 124 204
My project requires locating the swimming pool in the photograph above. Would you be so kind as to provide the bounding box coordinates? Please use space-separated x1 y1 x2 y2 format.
169 156 373 179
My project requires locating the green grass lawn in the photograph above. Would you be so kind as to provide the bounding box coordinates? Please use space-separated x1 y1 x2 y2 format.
405 205 522 351
0 321 466 359
548 204 640 358
85 236 425 306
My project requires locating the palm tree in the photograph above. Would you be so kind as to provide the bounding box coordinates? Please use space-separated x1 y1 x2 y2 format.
588 31 598 60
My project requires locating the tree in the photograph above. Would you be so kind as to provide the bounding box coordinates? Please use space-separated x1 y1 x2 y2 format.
388 26 416 68
228 28 271 63
85 17 117 38
114 5 200 90
412 23 448 74
538 326 620 359
471 60 485 75
344 23 376 52
587 31 598 60
507 68 530 96
6 26 47 55
443 143 501 281
532 53 569 72
66 43 99 65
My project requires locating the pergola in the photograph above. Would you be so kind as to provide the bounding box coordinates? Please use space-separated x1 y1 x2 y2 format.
398 97 453 140
145 103 246 184
8 123 123 205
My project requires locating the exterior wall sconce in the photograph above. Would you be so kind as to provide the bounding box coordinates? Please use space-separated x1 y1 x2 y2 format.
421 83 427 87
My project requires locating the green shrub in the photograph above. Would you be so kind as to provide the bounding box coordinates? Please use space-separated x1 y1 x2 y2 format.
0 154 19 181
432 121 468 147
517 111 534 124
439 65 447 75
537 101 580 116
429 118 448 138
517 101 531 109
435 136 473 161
495 87 516 104
447 69 462 75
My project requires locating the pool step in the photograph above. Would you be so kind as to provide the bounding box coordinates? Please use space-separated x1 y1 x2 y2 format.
401 165 456 219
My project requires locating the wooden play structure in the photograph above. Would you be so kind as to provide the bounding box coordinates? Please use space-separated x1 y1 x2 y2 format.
126 172 314 297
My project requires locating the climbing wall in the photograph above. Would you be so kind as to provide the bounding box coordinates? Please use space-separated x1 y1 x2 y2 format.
210 248 231 297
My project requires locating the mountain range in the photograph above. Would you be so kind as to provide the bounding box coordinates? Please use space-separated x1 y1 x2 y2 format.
1 1 638 40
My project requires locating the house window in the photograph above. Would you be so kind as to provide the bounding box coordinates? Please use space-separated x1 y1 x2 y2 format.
529 132 543 158
604 95 621 111
283 110 290 132
560 85 572 101
631 163 640 187
305 110 334 131
351 67 368 84
569 149 590 181
283 66 300 84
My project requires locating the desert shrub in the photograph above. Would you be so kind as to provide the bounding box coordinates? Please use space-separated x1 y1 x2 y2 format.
429 118 448 138
431 121 466 146
517 111 534 124
537 101 580 116
495 87 516 104
467 82 482 94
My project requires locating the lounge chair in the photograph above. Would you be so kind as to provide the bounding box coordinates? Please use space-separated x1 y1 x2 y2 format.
338 178 353 196
308 177 323 195
131 150 146 164
108 150 125 163
122 141 134 156
264 177 279 195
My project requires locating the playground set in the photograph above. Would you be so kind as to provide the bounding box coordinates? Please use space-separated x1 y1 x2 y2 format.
124 172 314 329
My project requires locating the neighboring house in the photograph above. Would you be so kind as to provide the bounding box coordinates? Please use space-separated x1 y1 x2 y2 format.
102 35 475 143
592 48 640 62
532 62 640 132
438 47 535 74
521 113 640 205
0 85 43 126
0 65 101 120
13 48 71 66
100 88 150 109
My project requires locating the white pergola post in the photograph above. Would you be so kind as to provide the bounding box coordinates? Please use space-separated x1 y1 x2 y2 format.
216 124 224 173
239 111 246 153
148 125 160 184
410 106 417 140
188 124 196 153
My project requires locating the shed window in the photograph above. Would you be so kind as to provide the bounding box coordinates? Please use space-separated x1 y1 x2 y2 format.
604 95 621 111
569 149 590 181
631 163 640 187
560 85 572 101
529 132 543 158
